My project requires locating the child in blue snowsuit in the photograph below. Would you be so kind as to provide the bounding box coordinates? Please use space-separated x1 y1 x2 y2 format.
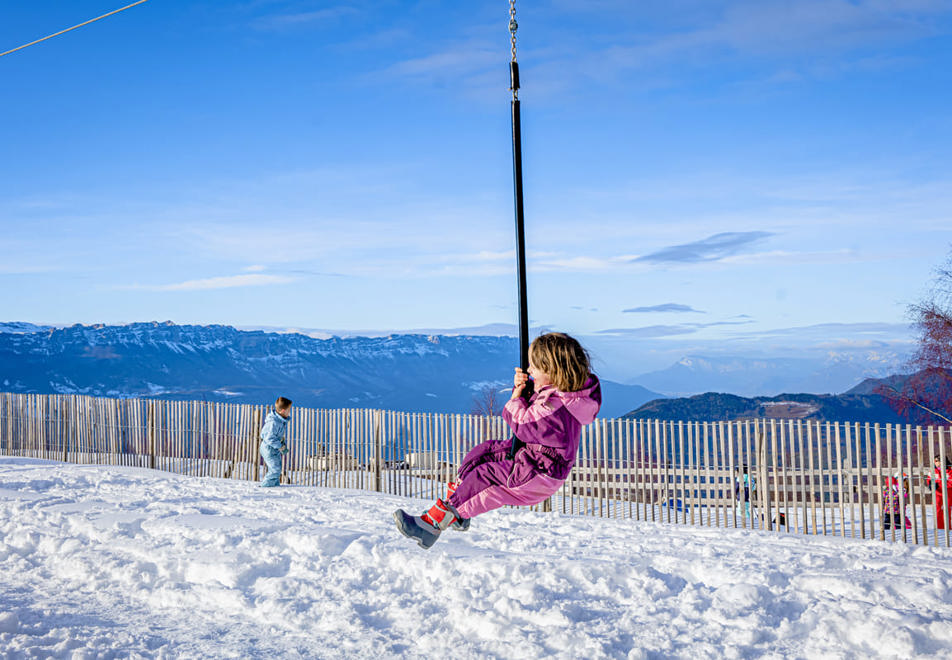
260 397 292 487
736 464 755 519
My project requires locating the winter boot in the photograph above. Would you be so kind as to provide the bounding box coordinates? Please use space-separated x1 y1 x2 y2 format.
393 498 458 549
422 498 458 531
393 509 441 549
445 482 470 532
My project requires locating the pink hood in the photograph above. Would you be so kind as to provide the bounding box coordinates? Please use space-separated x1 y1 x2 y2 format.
556 375 601 425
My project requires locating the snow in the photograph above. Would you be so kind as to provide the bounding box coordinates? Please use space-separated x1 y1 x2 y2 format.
1 457 951 659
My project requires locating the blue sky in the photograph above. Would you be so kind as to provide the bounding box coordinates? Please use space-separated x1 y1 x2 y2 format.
2 1 951 373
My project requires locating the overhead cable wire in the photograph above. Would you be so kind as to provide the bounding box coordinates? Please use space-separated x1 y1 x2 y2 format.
0 0 150 59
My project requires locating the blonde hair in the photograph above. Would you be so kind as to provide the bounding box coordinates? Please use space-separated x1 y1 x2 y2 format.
530 332 592 392
275 396 293 412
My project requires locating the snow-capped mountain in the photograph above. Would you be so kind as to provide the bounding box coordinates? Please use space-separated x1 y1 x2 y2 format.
0 322 54 334
0 322 657 417
631 352 905 398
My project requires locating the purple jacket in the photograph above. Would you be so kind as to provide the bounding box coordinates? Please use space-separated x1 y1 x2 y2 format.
503 375 602 482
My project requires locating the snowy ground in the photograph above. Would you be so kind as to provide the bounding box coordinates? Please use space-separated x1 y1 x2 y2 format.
1 457 951 659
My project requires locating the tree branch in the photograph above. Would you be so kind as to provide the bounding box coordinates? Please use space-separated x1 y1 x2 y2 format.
880 383 952 425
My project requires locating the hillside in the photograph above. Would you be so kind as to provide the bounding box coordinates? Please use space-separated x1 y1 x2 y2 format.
0 322 659 417
630 353 904 398
626 390 903 423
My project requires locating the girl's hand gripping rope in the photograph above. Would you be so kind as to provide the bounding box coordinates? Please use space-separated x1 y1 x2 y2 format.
511 367 531 400
507 367 532 459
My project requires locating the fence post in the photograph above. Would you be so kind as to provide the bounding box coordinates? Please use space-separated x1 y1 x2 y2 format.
251 408 262 482
1 394 6 455
148 401 156 470
374 410 383 493
62 396 70 463
758 425 772 531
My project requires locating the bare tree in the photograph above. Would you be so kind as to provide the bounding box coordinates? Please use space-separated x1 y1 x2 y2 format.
878 250 952 425
471 384 506 418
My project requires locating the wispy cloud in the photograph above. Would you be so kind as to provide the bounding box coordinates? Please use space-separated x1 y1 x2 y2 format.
528 0 952 99
369 38 504 101
709 0 949 55
250 6 358 31
755 322 914 337
594 319 894 343
722 249 869 266
383 43 498 78
598 1 950 66
596 325 699 338
634 232 774 264
122 274 298 292
0 263 59 275
533 254 640 272
284 268 349 278
440 250 514 263
687 319 756 329
624 303 705 314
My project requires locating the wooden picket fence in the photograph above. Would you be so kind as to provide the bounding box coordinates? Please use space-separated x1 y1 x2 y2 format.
1 392 950 547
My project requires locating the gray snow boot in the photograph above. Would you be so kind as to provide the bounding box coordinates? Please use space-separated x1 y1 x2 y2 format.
393 509 442 549
443 483 469 531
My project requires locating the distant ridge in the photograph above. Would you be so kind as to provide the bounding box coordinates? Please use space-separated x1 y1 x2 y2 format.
625 390 903 423
0 321 658 418
630 353 904 398
0 322 54 334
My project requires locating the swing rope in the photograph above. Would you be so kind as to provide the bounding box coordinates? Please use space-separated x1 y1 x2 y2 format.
509 0 530 378
507 0 532 460
0 0 150 59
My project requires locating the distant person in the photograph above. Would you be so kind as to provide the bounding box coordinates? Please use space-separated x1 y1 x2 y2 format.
928 454 952 529
260 396 292 488
735 464 755 520
882 472 911 531
393 333 601 548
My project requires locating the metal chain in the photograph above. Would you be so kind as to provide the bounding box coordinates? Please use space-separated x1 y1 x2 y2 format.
509 0 518 63
509 0 519 100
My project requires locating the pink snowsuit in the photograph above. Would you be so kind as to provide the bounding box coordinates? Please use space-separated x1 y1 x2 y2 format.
882 477 911 530
447 376 601 519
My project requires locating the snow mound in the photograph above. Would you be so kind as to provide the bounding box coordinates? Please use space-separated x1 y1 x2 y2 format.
1 457 950 658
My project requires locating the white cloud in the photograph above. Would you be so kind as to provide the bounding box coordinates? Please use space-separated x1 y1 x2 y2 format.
720 249 865 266
250 6 358 31
439 250 514 263
384 44 498 78
517 0 952 100
0 263 58 275
122 274 298 292
601 0 948 65
535 256 621 271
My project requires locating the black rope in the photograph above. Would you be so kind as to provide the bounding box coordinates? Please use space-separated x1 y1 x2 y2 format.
509 0 531 394
508 1 531 459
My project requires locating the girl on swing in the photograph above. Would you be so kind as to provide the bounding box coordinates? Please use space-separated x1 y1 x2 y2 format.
394 332 601 548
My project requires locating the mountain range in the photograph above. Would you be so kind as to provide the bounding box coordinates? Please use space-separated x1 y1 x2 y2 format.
0 322 659 418
628 353 904 398
624 375 922 423
1 321 924 423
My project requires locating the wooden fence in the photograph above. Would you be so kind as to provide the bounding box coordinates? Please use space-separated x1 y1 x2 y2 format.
2 392 951 547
